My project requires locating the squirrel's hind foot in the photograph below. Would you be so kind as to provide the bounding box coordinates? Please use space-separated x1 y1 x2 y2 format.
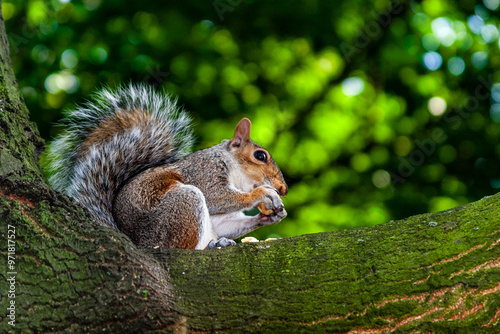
207 237 237 249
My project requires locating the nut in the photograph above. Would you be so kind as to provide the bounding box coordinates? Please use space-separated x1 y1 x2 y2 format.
258 202 273 215
241 237 259 243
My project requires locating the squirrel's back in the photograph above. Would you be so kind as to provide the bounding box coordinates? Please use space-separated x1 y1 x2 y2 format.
46 84 194 228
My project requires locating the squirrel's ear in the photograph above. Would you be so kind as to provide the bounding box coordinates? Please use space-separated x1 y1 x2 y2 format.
230 118 251 148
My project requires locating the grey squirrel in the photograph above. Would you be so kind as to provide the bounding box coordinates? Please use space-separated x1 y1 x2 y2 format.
46 84 287 249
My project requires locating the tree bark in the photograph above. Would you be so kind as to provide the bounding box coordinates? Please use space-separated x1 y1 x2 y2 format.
1 8 499 334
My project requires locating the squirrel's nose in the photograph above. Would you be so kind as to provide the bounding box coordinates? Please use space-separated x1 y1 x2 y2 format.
278 184 288 197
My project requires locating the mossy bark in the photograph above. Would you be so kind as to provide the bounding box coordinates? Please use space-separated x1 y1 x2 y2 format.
1 8 499 334
160 195 500 333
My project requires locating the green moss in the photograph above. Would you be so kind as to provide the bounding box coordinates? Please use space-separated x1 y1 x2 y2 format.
158 193 500 332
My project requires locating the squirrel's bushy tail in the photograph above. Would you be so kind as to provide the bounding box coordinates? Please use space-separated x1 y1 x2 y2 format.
46 84 194 228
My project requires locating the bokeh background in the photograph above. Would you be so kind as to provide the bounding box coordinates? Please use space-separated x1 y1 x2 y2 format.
4 0 500 240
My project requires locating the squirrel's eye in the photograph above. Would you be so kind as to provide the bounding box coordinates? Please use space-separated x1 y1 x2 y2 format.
254 150 267 162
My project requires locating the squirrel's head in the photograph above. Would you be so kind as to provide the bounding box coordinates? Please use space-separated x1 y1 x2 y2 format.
227 118 288 197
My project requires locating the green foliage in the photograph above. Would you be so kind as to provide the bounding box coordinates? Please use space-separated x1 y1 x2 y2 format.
5 0 500 239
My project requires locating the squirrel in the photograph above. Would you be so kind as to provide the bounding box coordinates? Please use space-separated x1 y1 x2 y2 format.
46 84 288 249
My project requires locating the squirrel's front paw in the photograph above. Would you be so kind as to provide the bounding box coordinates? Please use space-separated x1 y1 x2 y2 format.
257 185 284 210
207 237 237 249
255 185 286 225
258 207 287 225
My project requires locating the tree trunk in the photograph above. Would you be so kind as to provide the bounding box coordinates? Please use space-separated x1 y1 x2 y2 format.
1 9 499 334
